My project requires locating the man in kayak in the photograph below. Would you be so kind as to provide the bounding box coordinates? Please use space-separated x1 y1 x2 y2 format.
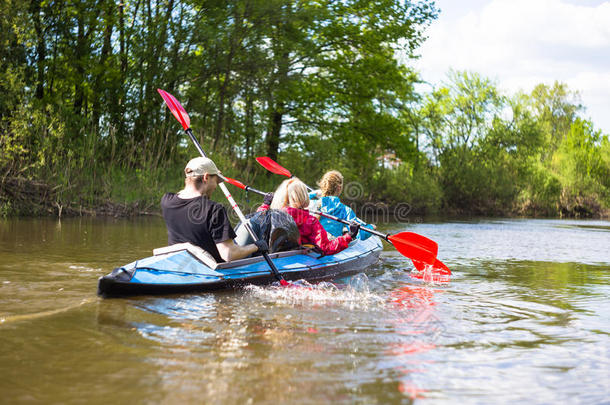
309 170 375 240
161 157 267 262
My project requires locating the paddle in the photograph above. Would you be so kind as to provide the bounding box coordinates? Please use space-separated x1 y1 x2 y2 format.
312 210 441 269
223 177 268 197
157 89 291 287
317 208 451 276
254 157 449 270
255 157 314 192
411 258 450 274
222 176 446 270
315 201 450 276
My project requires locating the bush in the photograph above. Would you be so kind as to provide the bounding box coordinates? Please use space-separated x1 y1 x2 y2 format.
552 119 609 216
368 163 442 215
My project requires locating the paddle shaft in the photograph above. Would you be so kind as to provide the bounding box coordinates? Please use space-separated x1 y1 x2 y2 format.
297 177 314 193
182 130 260 239
183 130 255 228
312 210 386 239
165 108 287 284
196 143 282 279
253 156 447 271
239 183 267 196
223 178 383 239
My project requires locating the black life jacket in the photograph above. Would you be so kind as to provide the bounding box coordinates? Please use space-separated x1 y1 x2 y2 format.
241 209 300 253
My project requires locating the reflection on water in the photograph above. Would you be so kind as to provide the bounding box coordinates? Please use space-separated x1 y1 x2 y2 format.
387 285 444 400
0 217 609 404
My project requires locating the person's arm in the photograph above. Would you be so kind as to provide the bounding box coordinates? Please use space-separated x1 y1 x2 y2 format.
256 193 274 212
215 239 259 262
256 204 270 212
342 203 375 239
308 190 321 200
342 203 365 225
311 218 351 255
209 204 257 261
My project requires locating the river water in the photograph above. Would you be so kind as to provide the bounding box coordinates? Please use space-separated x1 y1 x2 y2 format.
0 217 608 404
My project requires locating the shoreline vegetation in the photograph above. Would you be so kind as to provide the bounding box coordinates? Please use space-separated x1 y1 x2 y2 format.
2 173 607 220
1 1 608 220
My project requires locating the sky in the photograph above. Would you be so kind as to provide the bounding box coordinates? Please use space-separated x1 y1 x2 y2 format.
413 0 610 135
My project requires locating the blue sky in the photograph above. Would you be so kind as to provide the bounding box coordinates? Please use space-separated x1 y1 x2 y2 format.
414 0 610 135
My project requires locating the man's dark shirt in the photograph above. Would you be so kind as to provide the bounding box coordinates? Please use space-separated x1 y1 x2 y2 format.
161 193 236 263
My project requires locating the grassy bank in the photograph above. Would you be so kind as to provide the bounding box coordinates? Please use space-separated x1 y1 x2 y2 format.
2 159 608 220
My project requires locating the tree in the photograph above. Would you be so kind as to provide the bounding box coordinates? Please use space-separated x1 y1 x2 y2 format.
529 81 583 155
552 118 609 213
420 71 508 212
186 0 437 165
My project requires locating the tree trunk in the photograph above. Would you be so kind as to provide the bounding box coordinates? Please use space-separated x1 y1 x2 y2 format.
213 5 242 151
266 108 283 162
73 11 86 116
91 0 114 131
30 0 45 100
119 2 126 76
135 0 174 141
245 86 254 158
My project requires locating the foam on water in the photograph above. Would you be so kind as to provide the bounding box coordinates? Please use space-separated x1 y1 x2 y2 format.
243 273 387 310
68 265 102 272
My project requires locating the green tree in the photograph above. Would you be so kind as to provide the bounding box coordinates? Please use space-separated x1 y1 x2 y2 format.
421 71 508 212
184 0 437 183
552 118 609 214
529 81 583 156
0 0 30 176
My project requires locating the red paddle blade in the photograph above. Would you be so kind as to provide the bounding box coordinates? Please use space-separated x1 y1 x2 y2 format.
412 258 451 275
388 232 438 265
256 157 292 177
410 257 451 282
157 89 190 130
223 176 246 190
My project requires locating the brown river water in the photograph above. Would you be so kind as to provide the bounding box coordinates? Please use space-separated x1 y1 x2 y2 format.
0 217 608 404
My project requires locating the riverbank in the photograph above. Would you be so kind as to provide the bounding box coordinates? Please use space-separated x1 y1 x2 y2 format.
2 176 608 220
0 177 159 218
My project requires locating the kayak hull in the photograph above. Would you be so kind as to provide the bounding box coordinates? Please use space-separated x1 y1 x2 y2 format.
98 236 382 297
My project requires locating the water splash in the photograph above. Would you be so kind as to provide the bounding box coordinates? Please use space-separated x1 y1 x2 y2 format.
243 274 386 310
409 263 451 284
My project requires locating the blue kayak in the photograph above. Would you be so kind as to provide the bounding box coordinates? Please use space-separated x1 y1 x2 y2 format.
97 236 383 296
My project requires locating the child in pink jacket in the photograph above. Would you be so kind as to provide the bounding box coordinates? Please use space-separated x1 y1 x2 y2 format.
258 178 359 255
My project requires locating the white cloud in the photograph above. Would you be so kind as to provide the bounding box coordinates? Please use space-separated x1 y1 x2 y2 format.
414 0 610 134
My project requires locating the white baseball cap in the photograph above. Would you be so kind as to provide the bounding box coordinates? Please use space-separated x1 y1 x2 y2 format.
184 157 222 179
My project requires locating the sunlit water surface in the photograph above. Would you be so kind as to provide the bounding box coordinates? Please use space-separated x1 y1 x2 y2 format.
0 217 608 404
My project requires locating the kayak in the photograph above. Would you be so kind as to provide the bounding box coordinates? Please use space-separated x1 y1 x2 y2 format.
97 236 383 296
